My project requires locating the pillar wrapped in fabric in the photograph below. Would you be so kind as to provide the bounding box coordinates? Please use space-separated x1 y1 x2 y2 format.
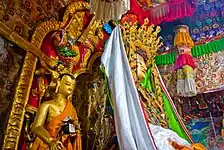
173 25 197 97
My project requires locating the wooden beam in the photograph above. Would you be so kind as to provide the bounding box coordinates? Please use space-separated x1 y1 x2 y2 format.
0 21 58 68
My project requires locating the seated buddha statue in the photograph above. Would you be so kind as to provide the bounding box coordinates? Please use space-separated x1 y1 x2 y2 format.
31 74 81 150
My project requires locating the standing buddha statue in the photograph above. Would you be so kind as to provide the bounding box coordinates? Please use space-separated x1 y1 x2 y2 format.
31 74 81 150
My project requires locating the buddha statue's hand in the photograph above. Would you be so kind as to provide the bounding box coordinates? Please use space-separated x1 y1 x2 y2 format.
49 140 64 150
75 123 81 130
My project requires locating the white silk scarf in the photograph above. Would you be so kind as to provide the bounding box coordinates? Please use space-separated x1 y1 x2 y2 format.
101 26 157 150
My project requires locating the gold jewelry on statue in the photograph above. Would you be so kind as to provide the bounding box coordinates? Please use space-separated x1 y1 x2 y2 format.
55 83 60 93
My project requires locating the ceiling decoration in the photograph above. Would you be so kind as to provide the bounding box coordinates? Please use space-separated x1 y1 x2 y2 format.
129 0 196 25
159 0 224 51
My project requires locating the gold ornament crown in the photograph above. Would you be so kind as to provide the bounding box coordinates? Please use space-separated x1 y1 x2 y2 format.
121 15 163 66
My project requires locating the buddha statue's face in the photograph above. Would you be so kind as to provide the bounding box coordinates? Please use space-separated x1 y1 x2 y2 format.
130 54 147 82
136 54 147 81
58 75 75 96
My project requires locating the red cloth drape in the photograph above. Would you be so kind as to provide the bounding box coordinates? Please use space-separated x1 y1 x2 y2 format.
173 53 196 71
129 0 196 25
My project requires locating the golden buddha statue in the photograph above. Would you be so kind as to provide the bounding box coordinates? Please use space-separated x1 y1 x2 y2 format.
31 74 82 150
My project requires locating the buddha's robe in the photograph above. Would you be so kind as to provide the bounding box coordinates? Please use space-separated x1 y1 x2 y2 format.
31 101 81 150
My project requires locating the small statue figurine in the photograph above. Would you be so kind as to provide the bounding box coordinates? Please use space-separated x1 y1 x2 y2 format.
31 74 81 150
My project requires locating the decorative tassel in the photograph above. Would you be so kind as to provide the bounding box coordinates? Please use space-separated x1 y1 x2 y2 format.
67 138 72 150
73 130 82 150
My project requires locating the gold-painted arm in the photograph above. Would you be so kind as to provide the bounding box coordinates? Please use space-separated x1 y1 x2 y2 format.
31 103 53 145
74 121 81 131
77 15 96 43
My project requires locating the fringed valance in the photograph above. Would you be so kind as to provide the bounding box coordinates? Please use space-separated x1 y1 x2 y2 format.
156 38 224 65
130 0 196 25
192 38 224 57
155 52 177 65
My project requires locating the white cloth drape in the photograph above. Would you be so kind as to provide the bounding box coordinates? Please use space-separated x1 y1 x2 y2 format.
101 26 192 150
101 26 157 150
177 78 197 97
149 124 191 150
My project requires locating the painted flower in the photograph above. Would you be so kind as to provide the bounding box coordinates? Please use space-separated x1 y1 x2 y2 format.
212 23 219 29
205 18 212 25
221 71 224 78
208 81 212 88
196 81 203 88
221 10 224 18
209 30 215 36
199 13 206 20
204 4 211 11
215 1 222 8
204 64 209 69
203 26 210 31
210 11 217 17
193 28 200 34
196 21 202 27
211 74 216 79
167 35 173 41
